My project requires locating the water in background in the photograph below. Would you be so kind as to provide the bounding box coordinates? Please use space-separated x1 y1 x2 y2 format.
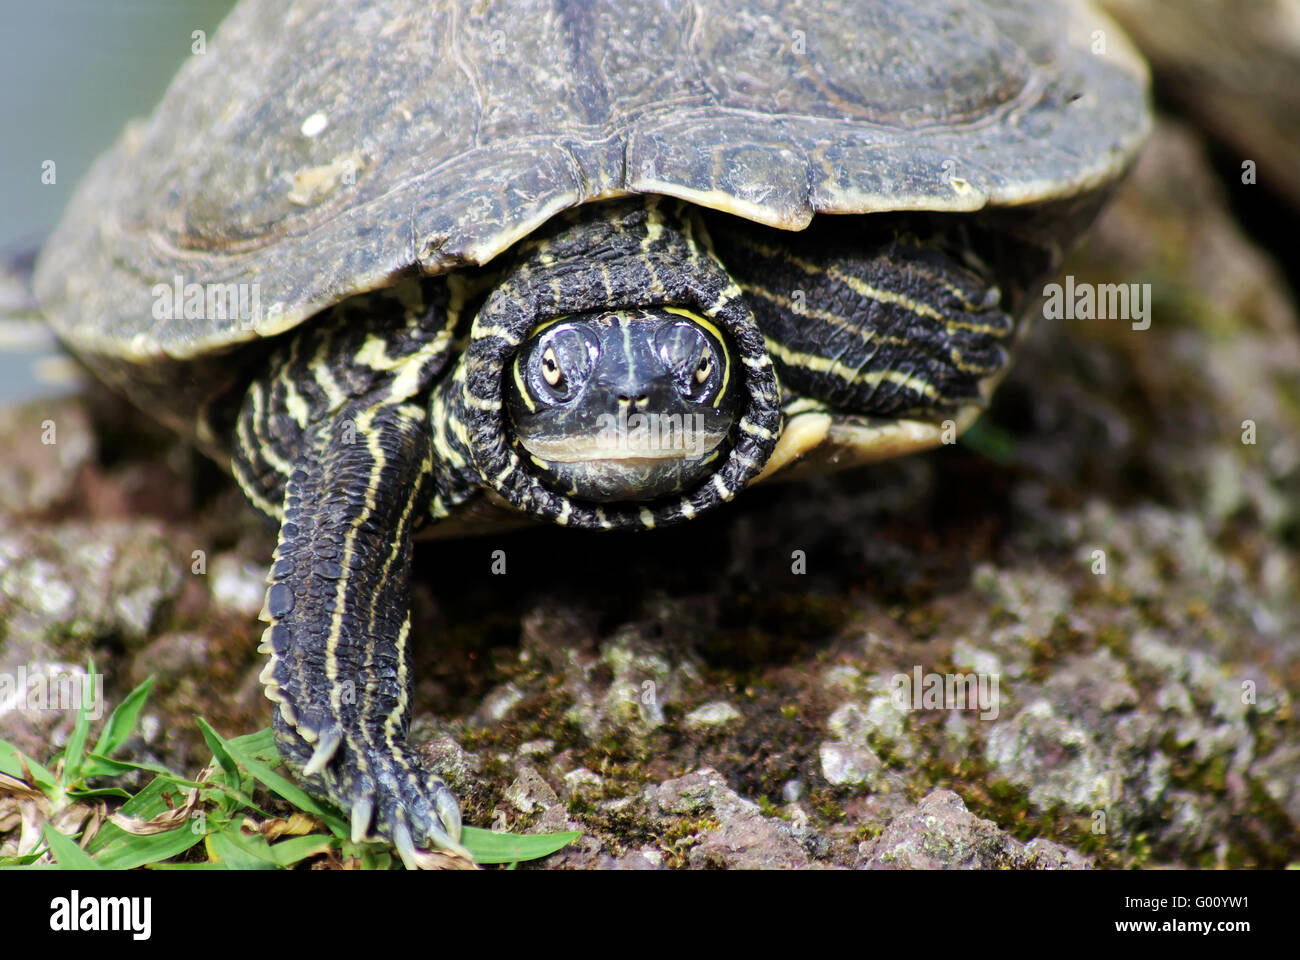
0 0 236 404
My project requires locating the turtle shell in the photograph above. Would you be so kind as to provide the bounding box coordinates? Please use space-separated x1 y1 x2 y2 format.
35 0 1149 378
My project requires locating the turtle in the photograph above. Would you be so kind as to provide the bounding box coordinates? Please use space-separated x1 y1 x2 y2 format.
31 0 1150 866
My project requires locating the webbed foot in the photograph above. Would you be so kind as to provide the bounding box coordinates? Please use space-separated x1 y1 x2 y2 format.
273 710 470 867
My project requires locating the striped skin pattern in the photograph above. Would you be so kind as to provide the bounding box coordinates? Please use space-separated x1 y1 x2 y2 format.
235 278 466 859
709 215 1013 418
231 196 1011 863
262 404 461 858
231 278 456 521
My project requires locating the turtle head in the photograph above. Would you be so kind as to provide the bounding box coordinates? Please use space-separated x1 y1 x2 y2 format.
445 198 781 533
505 307 742 501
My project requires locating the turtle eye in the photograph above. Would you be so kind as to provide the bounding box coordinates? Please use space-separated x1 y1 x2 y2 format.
695 352 712 384
541 346 563 387
656 321 723 403
523 325 596 404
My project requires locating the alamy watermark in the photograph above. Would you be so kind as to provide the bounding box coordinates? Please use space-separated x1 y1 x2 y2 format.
1042 276 1152 330
890 666 1000 720
594 409 711 457
49 890 151 940
152 275 263 329
0 665 103 721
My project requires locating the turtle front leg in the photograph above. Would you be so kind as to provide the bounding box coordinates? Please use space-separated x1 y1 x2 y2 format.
708 218 1015 419
257 400 466 866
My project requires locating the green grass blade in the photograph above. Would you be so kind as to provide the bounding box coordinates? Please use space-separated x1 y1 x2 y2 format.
94 826 206 870
268 834 335 867
194 717 241 781
461 827 581 864
356 845 393 870
219 732 348 838
78 753 176 780
0 739 60 796
206 827 278 869
200 780 275 817
42 826 100 869
59 662 99 787
85 776 197 855
226 727 278 762
0 852 50 866
91 676 155 758
65 787 133 801
147 862 228 870
958 415 1017 465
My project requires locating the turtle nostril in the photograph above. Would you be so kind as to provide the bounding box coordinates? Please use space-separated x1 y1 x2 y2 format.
618 394 649 409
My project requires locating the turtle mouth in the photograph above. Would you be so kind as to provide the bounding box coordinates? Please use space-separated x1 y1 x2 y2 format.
512 412 734 501
514 436 731 502
514 421 732 463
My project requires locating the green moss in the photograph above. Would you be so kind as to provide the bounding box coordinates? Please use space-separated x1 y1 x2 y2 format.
657 817 721 869
809 792 847 823
566 796 597 819
852 823 883 844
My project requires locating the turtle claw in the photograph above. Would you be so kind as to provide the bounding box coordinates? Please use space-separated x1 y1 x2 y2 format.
274 713 470 866
325 745 471 866
383 789 473 869
436 788 463 845
350 793 374 845
392 818 419 870
302 724 342 777
371 768 472 866
424 804 468 860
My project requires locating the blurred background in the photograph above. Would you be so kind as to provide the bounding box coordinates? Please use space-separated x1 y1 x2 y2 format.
0 0 236 402
1102 0 1300 294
